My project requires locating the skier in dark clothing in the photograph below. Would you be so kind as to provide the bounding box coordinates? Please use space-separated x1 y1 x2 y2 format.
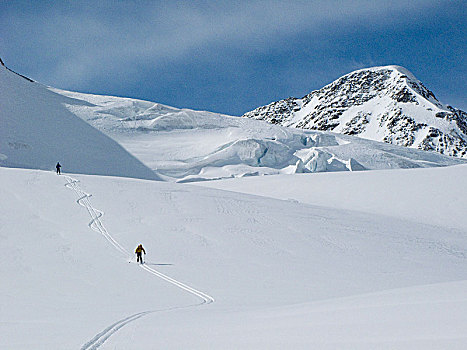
135 244 146 264
56 162 61 175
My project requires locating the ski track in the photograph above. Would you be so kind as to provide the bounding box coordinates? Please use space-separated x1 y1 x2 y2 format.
63 175 214 349
80 311 151 350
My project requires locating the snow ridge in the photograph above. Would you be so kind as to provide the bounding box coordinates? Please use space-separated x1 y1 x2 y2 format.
243 66 467 159
0 64 159 180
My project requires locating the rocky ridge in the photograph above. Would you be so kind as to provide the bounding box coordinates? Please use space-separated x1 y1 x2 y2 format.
243 66 467 159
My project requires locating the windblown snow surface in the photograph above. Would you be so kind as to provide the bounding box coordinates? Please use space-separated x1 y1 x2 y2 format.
1 165 466 349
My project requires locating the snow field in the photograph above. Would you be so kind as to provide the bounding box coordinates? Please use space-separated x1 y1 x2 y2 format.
0 169 196 349
1 166 466 349
199 164 467 231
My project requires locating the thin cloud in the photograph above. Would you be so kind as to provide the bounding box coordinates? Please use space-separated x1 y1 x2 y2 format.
1 0 443 87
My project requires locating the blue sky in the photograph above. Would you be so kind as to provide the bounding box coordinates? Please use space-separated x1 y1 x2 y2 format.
1 0 465 115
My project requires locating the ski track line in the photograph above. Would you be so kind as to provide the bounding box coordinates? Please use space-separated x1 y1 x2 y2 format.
80 303 202 350
63 176 214 349
80 311 151 350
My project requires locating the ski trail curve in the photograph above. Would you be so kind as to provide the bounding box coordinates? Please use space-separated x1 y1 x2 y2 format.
140 263 214 303
65 178 130 257
63 175 214 348
80 311 151 350
79 302 202 350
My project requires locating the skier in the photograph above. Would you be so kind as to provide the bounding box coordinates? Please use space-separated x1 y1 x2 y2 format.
135 244 146 264
56 162 61 175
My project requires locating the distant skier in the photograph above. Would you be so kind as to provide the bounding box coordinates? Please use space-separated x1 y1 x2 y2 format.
56 162 61 175
135 244 146 264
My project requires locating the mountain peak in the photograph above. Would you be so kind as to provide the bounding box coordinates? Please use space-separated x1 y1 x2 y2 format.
243 66 467 159
350 64 414 75
320 65 440 107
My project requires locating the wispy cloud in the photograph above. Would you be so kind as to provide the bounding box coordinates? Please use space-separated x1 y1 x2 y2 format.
1 0 443 87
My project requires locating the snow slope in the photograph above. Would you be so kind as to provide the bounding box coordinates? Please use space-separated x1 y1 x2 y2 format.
1 166 466 349
0 64 159 180
48 87 465 182
200 164 467 232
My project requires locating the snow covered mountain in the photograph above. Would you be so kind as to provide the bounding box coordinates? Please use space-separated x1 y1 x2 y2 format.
243 66 467 159
2 60 465 182
51 86 465 182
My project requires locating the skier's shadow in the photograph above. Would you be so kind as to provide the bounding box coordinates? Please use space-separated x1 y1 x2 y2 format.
144 263 173 266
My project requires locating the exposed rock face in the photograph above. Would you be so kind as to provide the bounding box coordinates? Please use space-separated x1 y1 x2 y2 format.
243 66 467 159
